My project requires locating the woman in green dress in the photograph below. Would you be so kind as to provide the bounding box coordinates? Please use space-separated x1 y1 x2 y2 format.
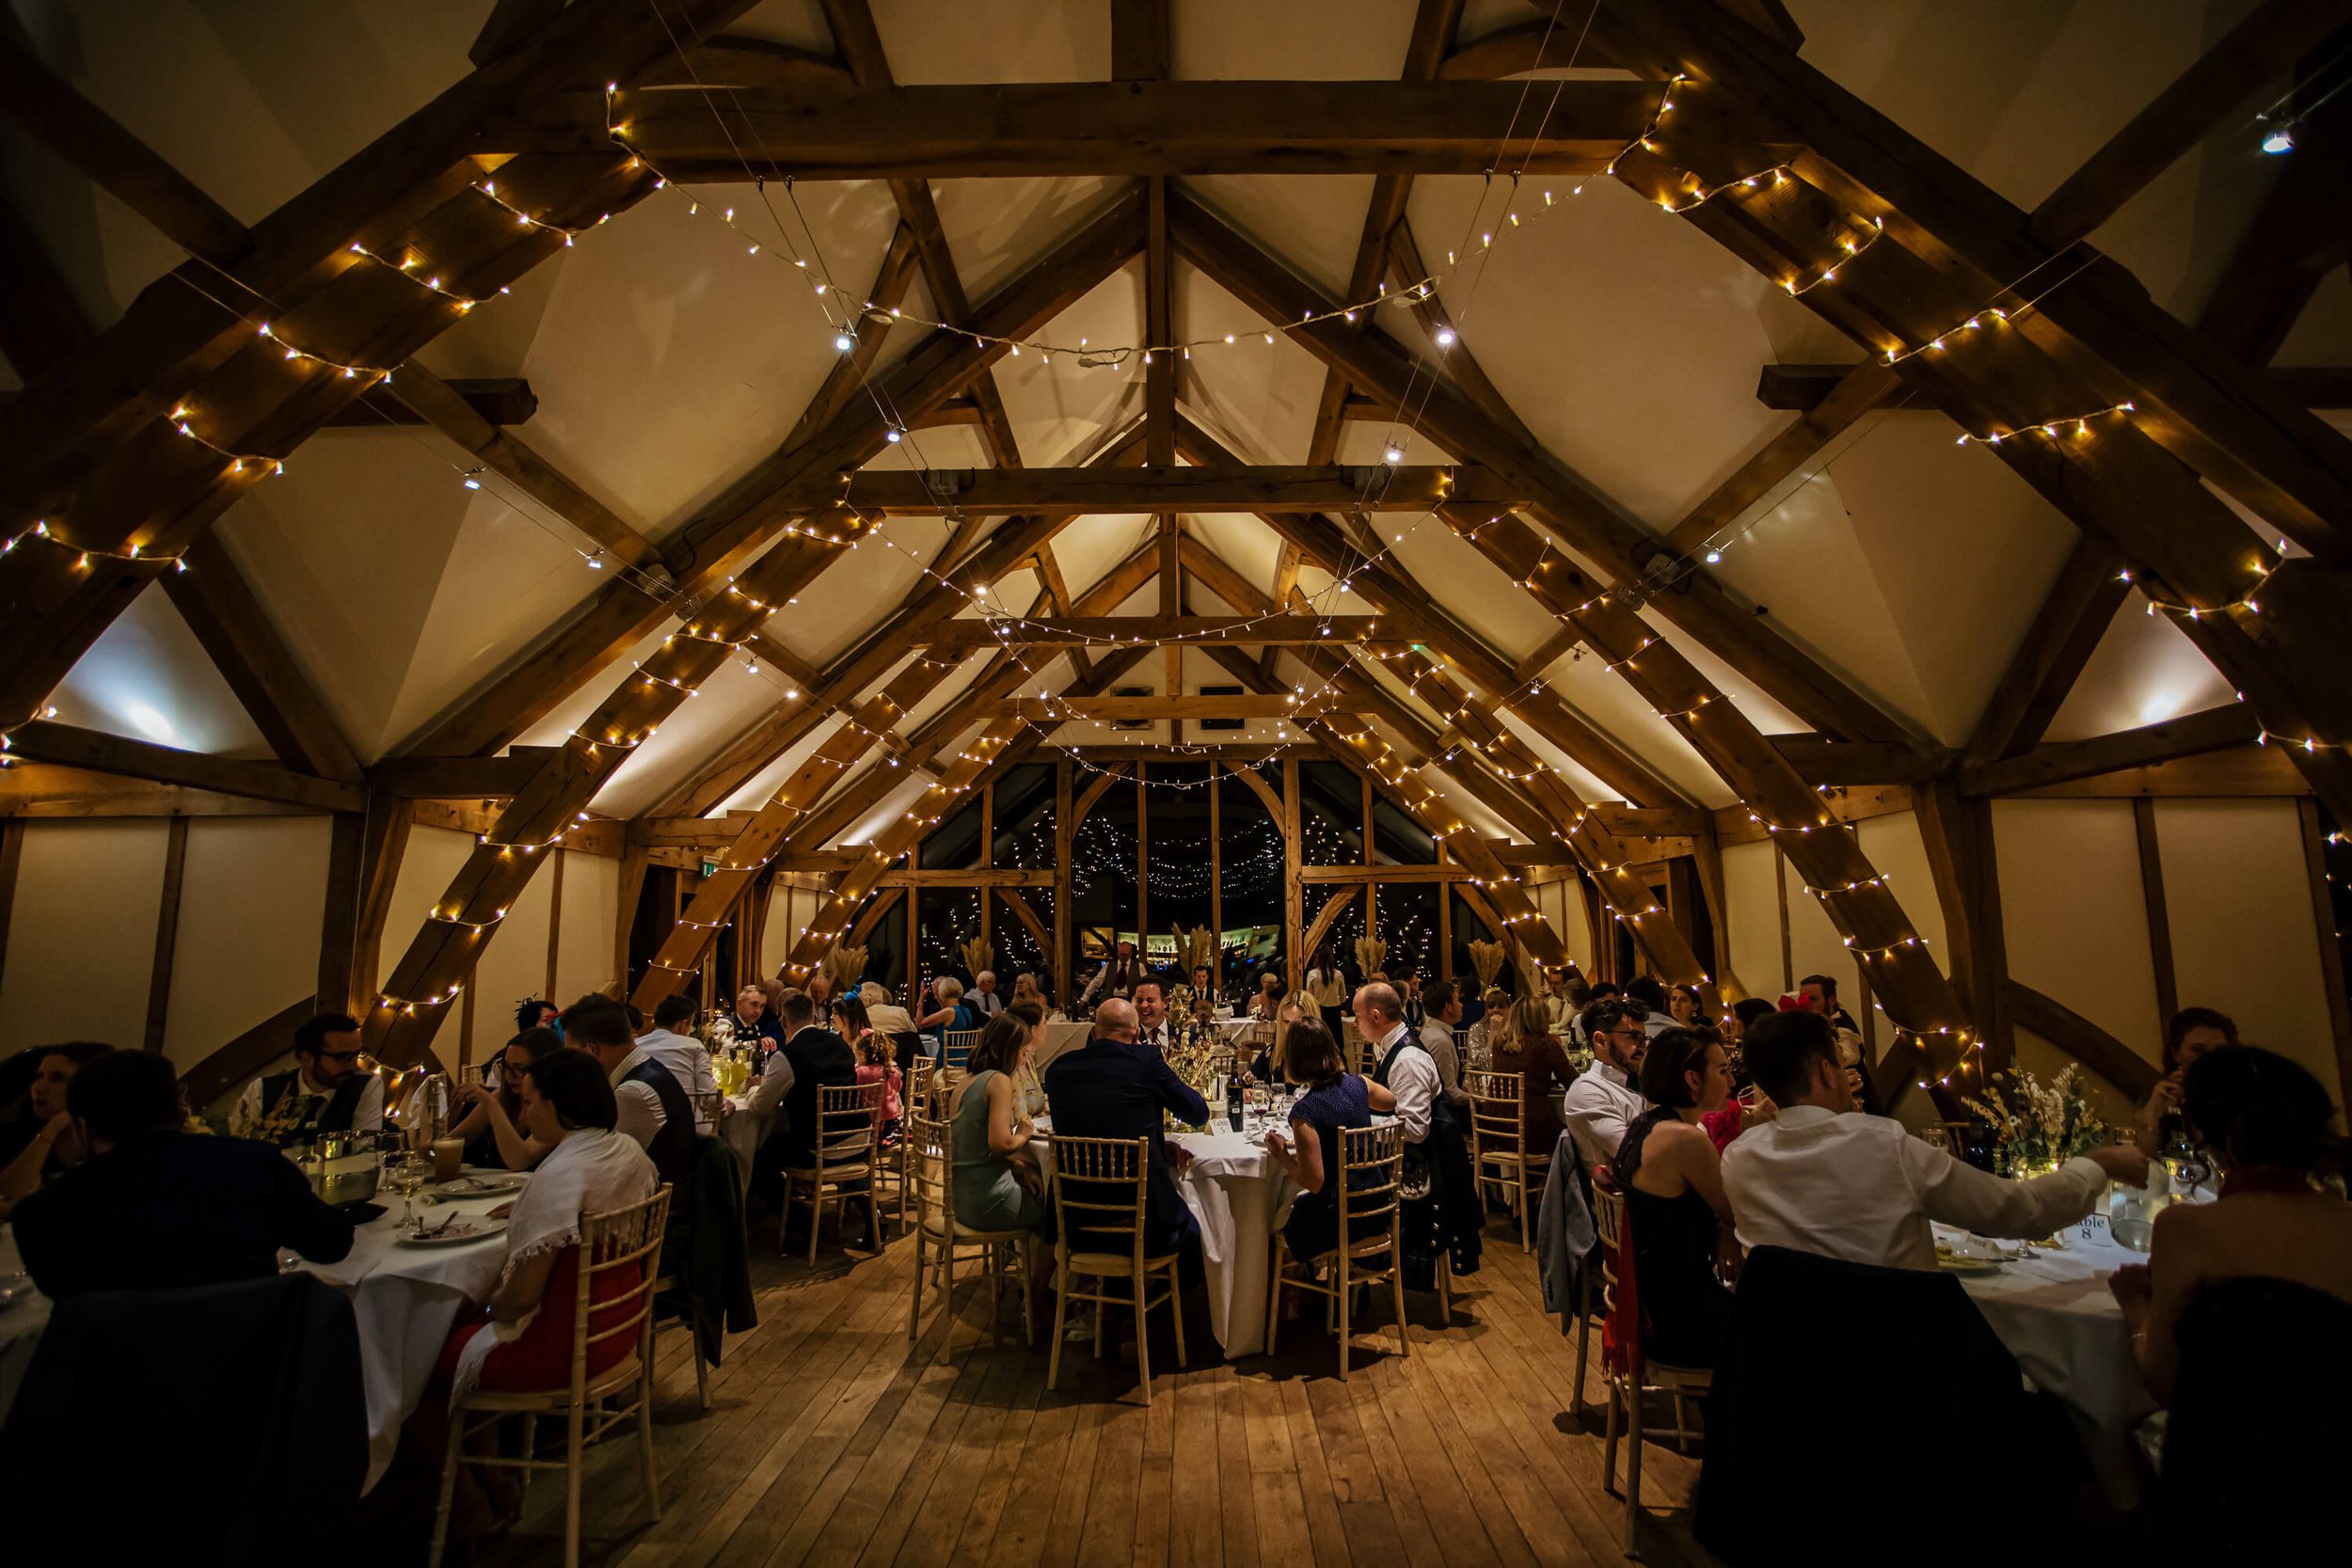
950 1012 1047 1232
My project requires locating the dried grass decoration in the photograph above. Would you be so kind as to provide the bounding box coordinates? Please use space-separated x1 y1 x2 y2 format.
1467 938 1506 990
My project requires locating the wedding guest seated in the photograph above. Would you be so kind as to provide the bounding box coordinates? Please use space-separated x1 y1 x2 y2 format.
14 1051 353 1298
451 1026 565 1169
760 990 858 1171
2108 1046 2352 1553
1489 996 1578 1156
1465 986 1510 1072
950 1014 1047 1234
514 997 559 1034
862 981 919 1037
420 1049 658 1535
1564 998 1649 1170
230 1011 384 1146
1612 1027 1739 1367
918 976 979 1052
716 984 780 1054
1798 972 1860 1036
562 995 692 1191
2110 1046 2352 1402
1134 980 1174 1053
1541 965 1590 1035
1419 980 1464 1085
1722 1010 2147 1269
1009 973 1048 1015
635 995 718 1127
969 970 1004 1021
0 1043 111 1210
1246 998 1310 1086
1721 998 1772 1057
1247 972 1286 1022
1623 977 1672 1038
1042 998 1207 1265
1666 983 1705 1028
2132 1005 2239 1154
1261 1017 1398 1267
842 996 902 1141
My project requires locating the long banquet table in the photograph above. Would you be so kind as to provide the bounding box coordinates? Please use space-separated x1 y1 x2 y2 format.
0 1182 521 1492
1939 1216 2155 1505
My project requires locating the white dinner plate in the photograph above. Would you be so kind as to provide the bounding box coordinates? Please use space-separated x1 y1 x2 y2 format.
434 1173 527 1196
396 1218 507 1247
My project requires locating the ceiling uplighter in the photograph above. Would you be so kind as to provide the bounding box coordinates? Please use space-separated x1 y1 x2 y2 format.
2262 120 2296 154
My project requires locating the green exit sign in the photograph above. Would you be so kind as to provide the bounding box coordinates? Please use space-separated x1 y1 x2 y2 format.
701 859 719 878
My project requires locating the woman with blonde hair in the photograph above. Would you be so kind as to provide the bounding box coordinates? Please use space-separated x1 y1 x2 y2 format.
1488 994 1579 1155
1466 986 1512 1071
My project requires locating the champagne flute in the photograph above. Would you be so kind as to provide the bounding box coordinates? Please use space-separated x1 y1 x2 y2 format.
386 1151 428 1230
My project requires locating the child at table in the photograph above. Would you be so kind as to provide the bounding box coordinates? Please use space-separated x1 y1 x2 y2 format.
850 1022 903 1147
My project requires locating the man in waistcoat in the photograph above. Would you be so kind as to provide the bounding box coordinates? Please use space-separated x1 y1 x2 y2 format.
231 1012 384 1147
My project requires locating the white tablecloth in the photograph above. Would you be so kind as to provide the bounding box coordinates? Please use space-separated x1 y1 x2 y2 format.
1942 1217 2154 1504
301 1187 520 1492
0 1226 48 1424
722 1094 771 1193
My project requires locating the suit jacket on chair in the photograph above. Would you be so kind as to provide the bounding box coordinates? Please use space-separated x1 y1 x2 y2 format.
1042 1035 1209 1257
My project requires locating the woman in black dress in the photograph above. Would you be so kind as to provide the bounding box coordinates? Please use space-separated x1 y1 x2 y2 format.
1611 1026 1738 1367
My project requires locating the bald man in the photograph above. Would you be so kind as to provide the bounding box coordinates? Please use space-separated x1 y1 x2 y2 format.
1355 980 1436 1146
1043 995 1210 1261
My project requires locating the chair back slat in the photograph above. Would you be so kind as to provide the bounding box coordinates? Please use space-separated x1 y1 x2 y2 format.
908 1106 953 1215
1464 1068 1525 1152
575 1186 673 1365
903 1055 937 1120
813 1081 882 1174
1336 1121 1405 1230
1046 1134 1151 1255
942 1029 982 1073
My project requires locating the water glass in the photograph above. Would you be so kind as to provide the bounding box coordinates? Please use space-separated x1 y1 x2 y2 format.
2107 1180 2168 1253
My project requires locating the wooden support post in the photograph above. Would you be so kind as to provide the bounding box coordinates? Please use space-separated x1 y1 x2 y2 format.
1209 772 1223 995
143 816 190 1053
545 847 567 1001
2132 799 2180 1026
1054 760 1073 1003
1136 765 1150 943
1283 758 1303 992
0 819 22 981
2296 800 2352 1099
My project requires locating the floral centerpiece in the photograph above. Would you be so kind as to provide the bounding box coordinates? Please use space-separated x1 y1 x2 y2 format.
1164 1033 1221 1130
1963 1065 2108 1177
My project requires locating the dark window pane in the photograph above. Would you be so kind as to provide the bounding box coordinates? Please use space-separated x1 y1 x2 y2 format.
991 764 1057 868
1072 772 1138 961
1448 890 1518 999
855 895 908 1004
1144 763 1215 966
1371 795 1437 865
1373 881 1439 986
923 792 984 871
916 886 985 995
1218 773 1284 991
1298 759 1362 866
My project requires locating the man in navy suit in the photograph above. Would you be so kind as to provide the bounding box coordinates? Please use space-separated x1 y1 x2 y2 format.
1041 997 1209 1263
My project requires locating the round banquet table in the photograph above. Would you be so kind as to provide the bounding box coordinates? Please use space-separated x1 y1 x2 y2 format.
721 1093 771 1193
1937 1217 2155 1505
1031 1109 1297 1360
299 1184 525 1492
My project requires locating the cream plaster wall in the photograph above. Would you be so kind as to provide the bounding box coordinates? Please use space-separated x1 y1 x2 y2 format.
0 819 169 1054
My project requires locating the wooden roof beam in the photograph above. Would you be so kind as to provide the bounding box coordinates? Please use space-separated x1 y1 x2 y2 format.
1166 184 1912 745
0 191 94 377
1963 534 2132 767
164 535 363 783
1597 0 2352 565
790 464 1520 513
1757 361 2352 415
0 30 252 264
3 721 362 813
1664 360 1902 560
567 79 1792 178
2026 0 2352 250
396 185 1144 758
1962 704 2261 797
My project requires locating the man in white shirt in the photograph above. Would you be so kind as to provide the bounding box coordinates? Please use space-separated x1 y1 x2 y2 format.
1353 981 1433 1144
636 994 719 1130
1134 981 1172 1053
230 1011 386 1146
860 982 916 1037
1418 980 1464 1099
969 971 1003 1019
1722 1010 2149 1271
1562 998 1648 1170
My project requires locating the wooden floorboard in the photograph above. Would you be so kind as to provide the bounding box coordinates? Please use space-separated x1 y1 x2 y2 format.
473 1210 1719 1568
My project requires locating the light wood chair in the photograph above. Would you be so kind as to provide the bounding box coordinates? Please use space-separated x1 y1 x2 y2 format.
885 1056 936 1232
429 1185 673 1568
1453 1025 1479 1072
779 1080 882 1263
1590 1184 1714 1556
1046 1133 1187 1402
941 1028 982 1078
1464 1068 1549 1253
905 1102 1036 1360
687 1087 724 1134
1266 1120 1409 1380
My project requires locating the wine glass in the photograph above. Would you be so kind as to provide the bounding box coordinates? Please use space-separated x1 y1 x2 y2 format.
385 1151 429 1230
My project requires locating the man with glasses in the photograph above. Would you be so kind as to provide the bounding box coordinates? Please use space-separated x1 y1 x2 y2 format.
231 1011 384 1146
1563 998 1649 1171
